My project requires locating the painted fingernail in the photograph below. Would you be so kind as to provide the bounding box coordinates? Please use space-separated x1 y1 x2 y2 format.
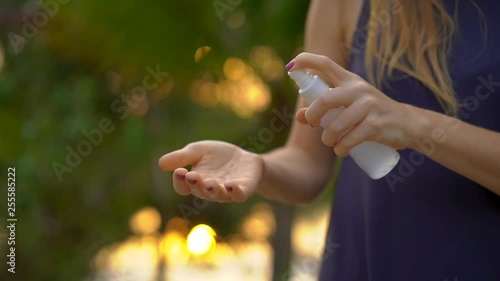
175 174 185 180
225 185 233 192
206 187 214 192
285 60 295 71
187 178 196 185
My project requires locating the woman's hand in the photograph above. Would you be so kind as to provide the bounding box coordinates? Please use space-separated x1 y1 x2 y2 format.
289 52 419 156
158 141 264 202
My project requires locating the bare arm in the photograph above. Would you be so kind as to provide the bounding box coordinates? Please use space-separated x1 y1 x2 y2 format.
284 51 500 196
159 0 363 204
256 0 362 203
408 108 500 194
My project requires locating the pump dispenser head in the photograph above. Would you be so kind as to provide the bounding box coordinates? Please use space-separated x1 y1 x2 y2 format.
288 70 314 89
287 69 400 179
288 70 330 104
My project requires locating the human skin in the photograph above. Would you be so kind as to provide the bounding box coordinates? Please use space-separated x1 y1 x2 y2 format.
159 0 500 203
291 52 500 195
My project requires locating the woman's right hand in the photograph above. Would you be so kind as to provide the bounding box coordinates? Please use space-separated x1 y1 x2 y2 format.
158 141 264 202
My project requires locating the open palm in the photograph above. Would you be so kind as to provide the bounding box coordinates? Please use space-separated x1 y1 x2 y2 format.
159 141 264 202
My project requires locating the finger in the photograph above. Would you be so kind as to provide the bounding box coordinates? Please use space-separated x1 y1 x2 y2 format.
288 52 352 86
320 100 369 146
173 168 191 196
185 171 208 199
224 180 250 203
203 178 231 202
305 88 360 127
159 143 203 171
295 108 309 125
334 122 377 157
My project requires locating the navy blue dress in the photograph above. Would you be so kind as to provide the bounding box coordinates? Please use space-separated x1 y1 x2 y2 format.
319 1 500 280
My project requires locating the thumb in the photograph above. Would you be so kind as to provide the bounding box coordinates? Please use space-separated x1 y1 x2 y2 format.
158 143 203 171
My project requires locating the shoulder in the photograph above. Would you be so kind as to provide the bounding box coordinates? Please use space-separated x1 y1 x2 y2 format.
305 0 365 65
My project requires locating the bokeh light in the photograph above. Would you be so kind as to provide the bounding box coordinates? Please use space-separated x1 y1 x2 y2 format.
129 207 161 235
186 224 216 255
91 203 325 281
194 46 212 63
160 231 189 266
224 57 246 81
241 202 276 241
190 57 271 118
249 46 285 81
226 10 246 29
292 207 330 258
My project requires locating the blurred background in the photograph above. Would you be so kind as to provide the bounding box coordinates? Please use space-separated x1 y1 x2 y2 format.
0 0 339 280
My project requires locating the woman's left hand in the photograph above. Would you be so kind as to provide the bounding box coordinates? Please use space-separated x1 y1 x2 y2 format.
289 52 420 156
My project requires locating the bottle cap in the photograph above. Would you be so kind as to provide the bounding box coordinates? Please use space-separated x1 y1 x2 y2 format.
288 70 313 89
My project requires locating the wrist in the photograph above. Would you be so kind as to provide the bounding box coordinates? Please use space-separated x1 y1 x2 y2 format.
405 106 449 154
247 150 266 193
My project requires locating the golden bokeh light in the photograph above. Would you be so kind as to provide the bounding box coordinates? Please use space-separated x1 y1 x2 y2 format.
93 205 334 281
226 10 246 29
292 207 330 258
249 46 285 81
241 82 271 111
160 231 189 266
210 242 236 266
93 243 115 271
186 224 216 255
234 241 273 280
223 57 247 81
129 207 161 235
194 46 212 63
165 217 189 234
190 80 219 108
107 236 159 280
242 203 276 241
190 57 271 118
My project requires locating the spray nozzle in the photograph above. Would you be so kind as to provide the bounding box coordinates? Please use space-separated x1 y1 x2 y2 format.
288 70 314 89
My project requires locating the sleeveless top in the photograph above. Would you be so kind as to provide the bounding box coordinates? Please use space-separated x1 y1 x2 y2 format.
319 1 500 280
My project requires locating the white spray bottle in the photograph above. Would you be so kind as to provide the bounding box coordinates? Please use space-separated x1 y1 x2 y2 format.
288 70 399 179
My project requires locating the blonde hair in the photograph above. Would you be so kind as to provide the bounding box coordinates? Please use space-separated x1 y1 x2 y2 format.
366 0 459 114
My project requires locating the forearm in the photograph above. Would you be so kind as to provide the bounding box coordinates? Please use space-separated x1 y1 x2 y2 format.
253 0 348 204
256 146 334 204
409 106 500 195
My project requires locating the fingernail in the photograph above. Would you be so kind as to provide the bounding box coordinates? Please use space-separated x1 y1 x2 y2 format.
285 60 295 71
187 178 196 185
175 174 185 180
225 185 233 192
206 187 213 192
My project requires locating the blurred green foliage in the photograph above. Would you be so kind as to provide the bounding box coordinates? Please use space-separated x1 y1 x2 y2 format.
0 0 339 280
